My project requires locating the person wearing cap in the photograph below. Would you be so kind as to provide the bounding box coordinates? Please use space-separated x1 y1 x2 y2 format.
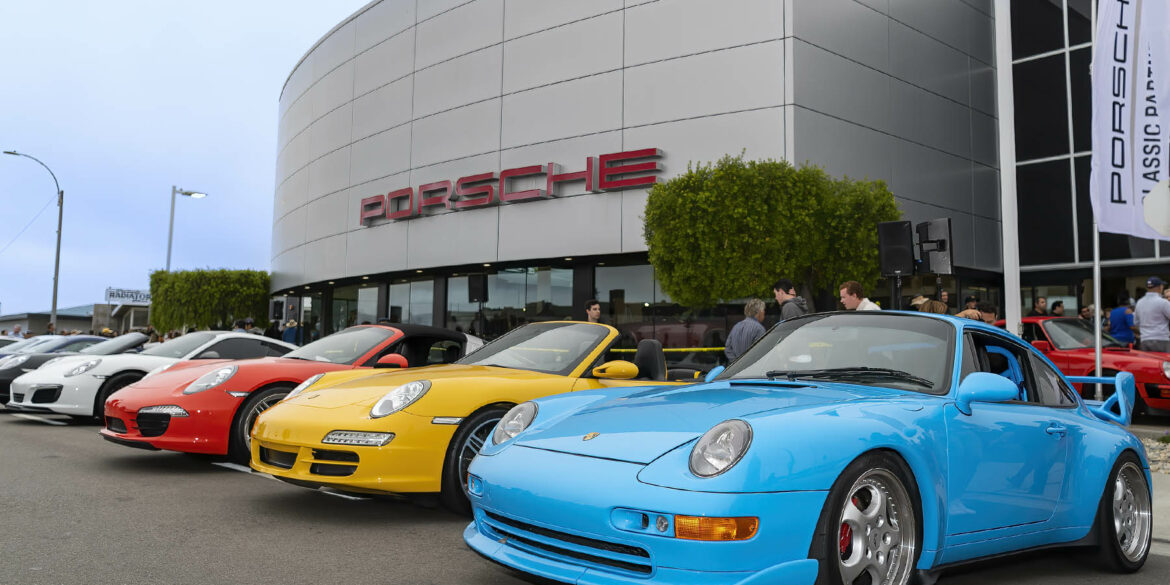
281 319 300 345
1134 277 1170 353
963 296 978 311
909 295 928 309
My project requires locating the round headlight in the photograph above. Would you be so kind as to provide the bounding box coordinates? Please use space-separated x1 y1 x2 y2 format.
1161 361 1170 381
689 419 753 478
65 358 102 377
283 373 325 402
492 402 539 445
183 365 238 394
370 380 431 418
0 355 30 370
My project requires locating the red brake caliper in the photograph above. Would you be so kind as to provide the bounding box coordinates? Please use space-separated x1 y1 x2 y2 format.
840 496 860 556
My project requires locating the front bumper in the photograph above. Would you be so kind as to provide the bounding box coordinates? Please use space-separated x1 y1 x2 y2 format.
98 384 243 455
249 406 457 494
7 374 102 416
465 445 825 585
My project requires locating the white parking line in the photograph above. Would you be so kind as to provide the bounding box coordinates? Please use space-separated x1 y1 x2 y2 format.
11 413 67 426
319 488 369 501
211 460 369 500
212 462 255 474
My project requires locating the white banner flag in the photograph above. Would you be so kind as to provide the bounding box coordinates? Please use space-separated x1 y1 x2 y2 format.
1091 0 1170 239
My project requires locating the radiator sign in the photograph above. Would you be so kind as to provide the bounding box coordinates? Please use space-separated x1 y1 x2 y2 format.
359 148 663 225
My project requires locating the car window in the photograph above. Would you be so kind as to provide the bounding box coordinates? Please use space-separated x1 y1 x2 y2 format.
959 333 980 383
60 339 100 352
1028 353 1078 407
262 341 291 357
198 338 267 360
1020 323 1043 343
427 339 463 365
142 332 216 358
969 332 1050 404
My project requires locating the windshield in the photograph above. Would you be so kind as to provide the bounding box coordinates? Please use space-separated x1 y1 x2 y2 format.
719 313 955 394
285 326 395 364
1042 318 1125 349
458 322 611 376
80 332 149 355
141 332 216 358
7 336 57 354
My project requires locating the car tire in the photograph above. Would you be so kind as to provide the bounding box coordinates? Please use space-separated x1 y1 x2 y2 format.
227 386 292 465
812 451 923 585
1095 451 1151 572
439 406 508 516
92 373 143 420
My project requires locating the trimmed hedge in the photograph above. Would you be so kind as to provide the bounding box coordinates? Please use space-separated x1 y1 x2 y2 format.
150 269 270 331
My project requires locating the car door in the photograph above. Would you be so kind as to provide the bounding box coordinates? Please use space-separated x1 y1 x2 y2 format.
944 331 1072 538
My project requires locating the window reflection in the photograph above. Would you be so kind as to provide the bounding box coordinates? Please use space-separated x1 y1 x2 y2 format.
446 267 573 339
330 284 379 334
389 279 433 325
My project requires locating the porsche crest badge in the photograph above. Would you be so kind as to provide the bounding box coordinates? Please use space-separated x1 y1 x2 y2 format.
583 432 600 441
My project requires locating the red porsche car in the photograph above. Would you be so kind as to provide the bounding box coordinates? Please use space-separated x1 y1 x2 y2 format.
1001 316 1170 413
100 324 481 462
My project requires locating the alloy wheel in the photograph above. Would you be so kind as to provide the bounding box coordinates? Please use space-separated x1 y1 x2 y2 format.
837 468 917 585
1113 461 1152 563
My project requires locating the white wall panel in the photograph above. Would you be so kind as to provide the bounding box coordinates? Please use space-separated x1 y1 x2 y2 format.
623 108 785 173
889 21 970 105
351 125 413 185
354 29 415 96
346 220 411 276
309 103 353 160
271 246 306 292
504 0 622 40
411 99 501 166
313 20 356 78
889 139 972 214
275 167 309 221
498 193 623 260
310 62 355 119
305 191 350 242
281 52 315 111
303 234 348 281
625 42 783 126
415 45 502 118
419 0 475 22
620 189 650 252
307 147 351 200
889 79 971 159
503 13 622 93
792 40 890 134
625 0 783 66
273 206 308 256
355 0 416 52
502 72 621 148
415 0 503 70
793 0 889 72
353 76 414 140
792 106 892 182
407 207 500 267
279 92 314 150
281 130 312 181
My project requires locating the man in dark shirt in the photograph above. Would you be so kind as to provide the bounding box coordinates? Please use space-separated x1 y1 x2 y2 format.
725 299 766 361
1027 297 1048 316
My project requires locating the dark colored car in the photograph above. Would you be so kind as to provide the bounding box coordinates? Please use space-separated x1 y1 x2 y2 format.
0 333 148 405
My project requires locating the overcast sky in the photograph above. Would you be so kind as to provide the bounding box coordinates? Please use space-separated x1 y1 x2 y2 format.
0 1 370 315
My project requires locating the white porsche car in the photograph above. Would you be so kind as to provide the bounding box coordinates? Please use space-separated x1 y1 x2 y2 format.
6 331 296 419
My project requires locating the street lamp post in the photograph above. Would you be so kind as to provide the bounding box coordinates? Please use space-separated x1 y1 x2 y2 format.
166 185 207 271
3 150 63 329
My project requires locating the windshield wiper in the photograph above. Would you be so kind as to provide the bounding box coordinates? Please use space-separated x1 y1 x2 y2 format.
765 367 934 388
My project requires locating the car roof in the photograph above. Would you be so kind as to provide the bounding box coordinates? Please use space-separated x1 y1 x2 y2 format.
356 323 466 343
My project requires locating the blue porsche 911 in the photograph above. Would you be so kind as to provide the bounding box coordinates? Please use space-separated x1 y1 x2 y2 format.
464 312 1151 585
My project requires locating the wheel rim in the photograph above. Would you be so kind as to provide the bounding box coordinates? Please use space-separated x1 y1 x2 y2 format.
457 417 501 493
837 468 917 585
242 392 288 452
1113 461 1151 563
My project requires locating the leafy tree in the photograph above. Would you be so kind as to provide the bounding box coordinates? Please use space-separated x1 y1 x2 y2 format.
150 269 271 331
643 155 900 309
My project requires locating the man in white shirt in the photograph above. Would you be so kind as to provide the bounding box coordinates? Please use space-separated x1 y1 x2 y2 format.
840 281 881 311
1134 276 1170 353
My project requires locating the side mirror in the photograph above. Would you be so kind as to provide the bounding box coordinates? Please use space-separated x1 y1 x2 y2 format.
197 350 220 359
592 360 639 379
1030 340 1053 353
376 353 409 369
704 365 726 383
955 372 1020 415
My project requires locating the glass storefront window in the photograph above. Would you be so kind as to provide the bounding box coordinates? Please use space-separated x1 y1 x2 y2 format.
300 294 324 345
330 284 380 334
388 279 433 325
446 268 572 340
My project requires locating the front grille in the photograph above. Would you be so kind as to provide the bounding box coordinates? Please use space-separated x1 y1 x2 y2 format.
483 511 651 575
106 417 127 434
12 393 24 403
31 386 62 404
260 446 296 469
312 449 358 463
134 412 171 437
310 463 356 476
1146 384 1164 399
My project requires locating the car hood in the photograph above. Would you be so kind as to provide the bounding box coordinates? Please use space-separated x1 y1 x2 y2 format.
128 357 350 393
285 364 557 410
514 380 907 464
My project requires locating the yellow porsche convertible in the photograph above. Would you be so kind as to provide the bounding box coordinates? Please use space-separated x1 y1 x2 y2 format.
250 321 683 512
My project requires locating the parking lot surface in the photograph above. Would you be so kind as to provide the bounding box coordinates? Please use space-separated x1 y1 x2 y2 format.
2 411 1169 585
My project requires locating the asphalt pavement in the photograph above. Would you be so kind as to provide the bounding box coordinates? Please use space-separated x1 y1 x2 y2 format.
1 411 1169 585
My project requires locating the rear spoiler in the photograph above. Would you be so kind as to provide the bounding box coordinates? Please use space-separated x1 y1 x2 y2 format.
1068 372 1136 426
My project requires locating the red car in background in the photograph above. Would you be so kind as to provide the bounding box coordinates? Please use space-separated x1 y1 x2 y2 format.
101 324 481 462
1000 316 1170 413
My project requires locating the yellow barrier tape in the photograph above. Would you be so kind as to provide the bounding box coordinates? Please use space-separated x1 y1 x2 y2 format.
610 347 725 353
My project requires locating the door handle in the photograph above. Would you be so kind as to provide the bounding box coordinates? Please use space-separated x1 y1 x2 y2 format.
1045 423 1067 437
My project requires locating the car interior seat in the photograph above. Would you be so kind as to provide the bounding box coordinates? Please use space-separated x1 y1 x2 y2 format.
985 345 1027 401
633 339 667 381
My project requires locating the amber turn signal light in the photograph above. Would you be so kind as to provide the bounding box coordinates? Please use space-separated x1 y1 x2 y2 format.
673 516 759 541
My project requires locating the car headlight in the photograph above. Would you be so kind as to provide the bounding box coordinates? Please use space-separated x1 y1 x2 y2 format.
370 380 431 418
283 373 325 402
65 358 102 377
492 402 538 445
1162 361 1170 380
143 363 174 379
183 365 237 394
689 419 753 478
0 355 30 370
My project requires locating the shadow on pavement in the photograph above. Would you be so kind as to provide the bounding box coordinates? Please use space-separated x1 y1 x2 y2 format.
244 488 468 526
88 450 229 474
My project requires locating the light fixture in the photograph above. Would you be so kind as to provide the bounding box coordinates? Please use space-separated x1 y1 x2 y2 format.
304 285 310 289
362 276 369 280
167 185 209 271
598 262 606 265
483 263 491 267
416 269 423 273
327 281 334 285
564 257 572 261
287 291 294 295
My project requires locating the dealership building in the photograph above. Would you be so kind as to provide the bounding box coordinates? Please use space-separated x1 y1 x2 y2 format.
271 0 1120 353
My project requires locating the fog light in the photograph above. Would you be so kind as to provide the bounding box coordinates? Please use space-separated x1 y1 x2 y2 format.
467 473 484 497
674 516 759 541
138 405 189 417
322 430 394 446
